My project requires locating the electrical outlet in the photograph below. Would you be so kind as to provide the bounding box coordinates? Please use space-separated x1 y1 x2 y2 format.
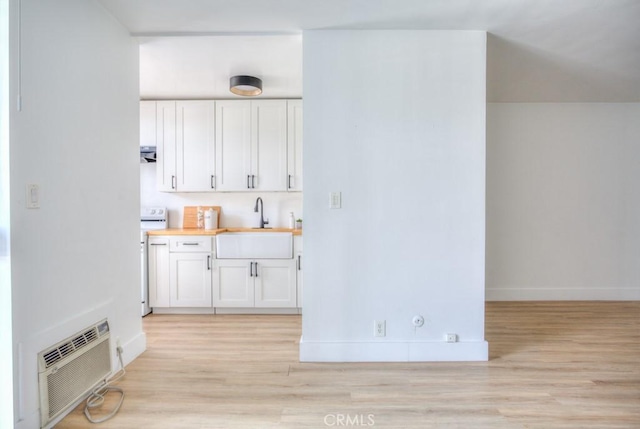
445 333 457 343
374 320 386 337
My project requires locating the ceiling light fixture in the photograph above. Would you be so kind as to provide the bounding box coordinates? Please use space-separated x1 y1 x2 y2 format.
230 75 262 96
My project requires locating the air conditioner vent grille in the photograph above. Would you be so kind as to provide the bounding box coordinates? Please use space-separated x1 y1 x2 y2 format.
43 327 100 369
38 319 111 428
47 339 110 418
43 349 63 368
58 341 75 358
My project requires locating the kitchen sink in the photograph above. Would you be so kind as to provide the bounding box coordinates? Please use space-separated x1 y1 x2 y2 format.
215 232 293 259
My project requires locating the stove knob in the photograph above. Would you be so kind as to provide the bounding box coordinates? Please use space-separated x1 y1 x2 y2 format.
150 209 156 214
158 209 164 215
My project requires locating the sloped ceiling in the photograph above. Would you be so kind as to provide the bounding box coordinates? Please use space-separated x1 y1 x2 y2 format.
99 0 640 102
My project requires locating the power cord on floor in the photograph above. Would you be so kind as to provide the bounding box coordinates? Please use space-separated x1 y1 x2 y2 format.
84 344 126 423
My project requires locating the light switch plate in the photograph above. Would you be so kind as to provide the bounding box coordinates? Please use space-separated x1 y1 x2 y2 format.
329 192 341 209
26 184 40 209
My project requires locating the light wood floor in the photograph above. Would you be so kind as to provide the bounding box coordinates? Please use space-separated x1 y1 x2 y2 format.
57 302 640 428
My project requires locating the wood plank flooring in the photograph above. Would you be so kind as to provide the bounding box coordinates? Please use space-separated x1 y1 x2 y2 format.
57 302 640 428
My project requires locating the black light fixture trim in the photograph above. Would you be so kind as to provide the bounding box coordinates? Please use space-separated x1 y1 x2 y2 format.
230 75 262 96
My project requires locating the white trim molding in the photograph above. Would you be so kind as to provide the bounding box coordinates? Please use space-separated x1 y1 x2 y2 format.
486 288 640 301
299 337 489 362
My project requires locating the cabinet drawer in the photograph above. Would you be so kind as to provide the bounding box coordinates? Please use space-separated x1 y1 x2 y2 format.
169 236 213 252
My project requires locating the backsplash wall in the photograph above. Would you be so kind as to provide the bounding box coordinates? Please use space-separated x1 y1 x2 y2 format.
141 163 303 228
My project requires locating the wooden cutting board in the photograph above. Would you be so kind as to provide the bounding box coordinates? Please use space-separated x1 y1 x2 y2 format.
183 206 221 229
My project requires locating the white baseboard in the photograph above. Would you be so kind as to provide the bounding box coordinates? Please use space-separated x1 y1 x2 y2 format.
299 337 488 362
152 307 216 314
152 307 301 315
215 307 300 315
486 288 640 301
121 331 146 367
14 410 40 429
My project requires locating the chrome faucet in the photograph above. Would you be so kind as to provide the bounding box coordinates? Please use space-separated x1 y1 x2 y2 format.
254 197 269 228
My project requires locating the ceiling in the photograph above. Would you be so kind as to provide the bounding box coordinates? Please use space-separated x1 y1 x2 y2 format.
138 35 302 99
99 0 640 102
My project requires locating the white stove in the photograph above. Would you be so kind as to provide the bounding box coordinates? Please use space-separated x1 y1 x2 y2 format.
141 207 168 234
140 207 167 316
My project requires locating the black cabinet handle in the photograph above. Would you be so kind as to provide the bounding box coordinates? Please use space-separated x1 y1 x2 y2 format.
211 175 215 189
254 262 258 277
181 242 199 246
298 255 301 271
149 243 167 246
171 175 176 189
207 255 211 270
251 175 256 189
288 174 292 189
249 262 254 277
247 175 251 189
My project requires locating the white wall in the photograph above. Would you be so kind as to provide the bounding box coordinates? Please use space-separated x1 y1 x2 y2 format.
141 164 302 228
10 0 143 426
0 0 13 425
486 103 640 300
301 30 487 362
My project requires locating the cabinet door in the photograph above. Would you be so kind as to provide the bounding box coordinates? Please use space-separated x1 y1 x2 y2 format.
140 101 157 148
296 252 303 309
287 100 303 191
254 259 297 308
294 236 303 309
215 100 252 191
176 101 216 192
213 260 254 307
169 253 213 307
156 101 177 192
252 100 288 191
148 237 170 307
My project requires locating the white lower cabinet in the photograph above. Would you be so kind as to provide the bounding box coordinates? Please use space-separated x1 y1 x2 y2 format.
214 259 296 308
149 236 213 309
169 252 213 307
213 260 254 307
149 235 300 312
294 235 303 309
255 260 297 308
148 237 170 307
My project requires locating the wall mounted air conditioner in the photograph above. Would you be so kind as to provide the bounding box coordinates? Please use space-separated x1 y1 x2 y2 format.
37 319 112 429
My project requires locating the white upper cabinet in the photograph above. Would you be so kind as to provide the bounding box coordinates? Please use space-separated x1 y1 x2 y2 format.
149 99 300 193
287 100 303 191
251 100 288 191
215 100 252 191
176 101 216 192
140 101 157 147
156 101 216 192
216 100 288 192
156 101 177 192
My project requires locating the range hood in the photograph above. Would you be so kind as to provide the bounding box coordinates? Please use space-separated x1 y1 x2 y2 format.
140 146 156 163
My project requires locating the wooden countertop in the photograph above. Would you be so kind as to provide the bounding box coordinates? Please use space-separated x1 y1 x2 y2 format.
147 227 302 236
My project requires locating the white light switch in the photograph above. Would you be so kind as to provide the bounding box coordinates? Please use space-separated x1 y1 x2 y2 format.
27 184 40 209
329 192 341 209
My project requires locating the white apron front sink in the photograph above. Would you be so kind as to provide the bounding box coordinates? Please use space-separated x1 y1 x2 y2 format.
215 232 293 259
